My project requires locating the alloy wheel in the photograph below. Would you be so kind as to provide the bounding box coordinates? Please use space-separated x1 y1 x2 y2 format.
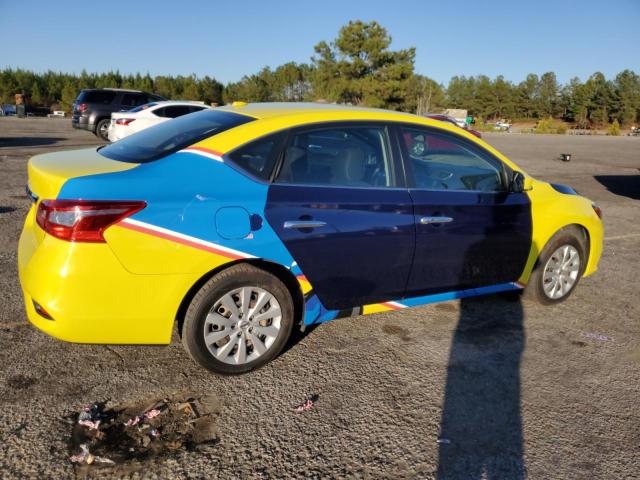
542 245 581 300
203 286 282 365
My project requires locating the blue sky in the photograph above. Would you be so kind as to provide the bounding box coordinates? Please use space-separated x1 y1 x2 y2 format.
0 0 638 85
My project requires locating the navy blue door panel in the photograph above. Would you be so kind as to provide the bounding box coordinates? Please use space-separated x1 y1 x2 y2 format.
266 185 415 310
407 190 532 296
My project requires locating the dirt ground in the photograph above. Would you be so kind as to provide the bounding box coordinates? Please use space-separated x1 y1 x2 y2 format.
1 117 639 479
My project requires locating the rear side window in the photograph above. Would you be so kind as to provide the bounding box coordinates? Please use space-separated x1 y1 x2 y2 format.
227 132 285 181
99 110 254 163
161 105 193 118
275 126 393 187
78 91 116 104
121 94 147 108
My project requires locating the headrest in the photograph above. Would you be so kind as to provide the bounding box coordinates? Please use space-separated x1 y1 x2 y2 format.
337 147 366 183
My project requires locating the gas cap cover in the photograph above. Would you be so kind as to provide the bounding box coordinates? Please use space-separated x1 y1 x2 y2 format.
215 207 251 239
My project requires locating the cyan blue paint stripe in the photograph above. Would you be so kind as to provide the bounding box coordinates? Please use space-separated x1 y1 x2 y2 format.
303 282 522 325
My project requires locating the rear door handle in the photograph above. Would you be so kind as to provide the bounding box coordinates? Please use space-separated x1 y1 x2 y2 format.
420 216 453 225
283 220 327 229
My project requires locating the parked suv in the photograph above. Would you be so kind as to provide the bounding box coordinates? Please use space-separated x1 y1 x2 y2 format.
72 89 166 141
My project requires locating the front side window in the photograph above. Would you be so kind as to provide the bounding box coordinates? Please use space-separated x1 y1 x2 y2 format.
99 110 254 163
400 127 505 192
275 125 393 188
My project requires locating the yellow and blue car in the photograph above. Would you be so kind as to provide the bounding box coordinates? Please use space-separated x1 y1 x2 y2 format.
18 103 603 374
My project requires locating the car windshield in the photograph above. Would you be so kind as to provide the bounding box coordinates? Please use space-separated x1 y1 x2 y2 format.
99 110 254 163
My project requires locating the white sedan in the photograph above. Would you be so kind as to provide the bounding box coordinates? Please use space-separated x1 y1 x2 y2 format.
494 121 512 131
107 101 212 142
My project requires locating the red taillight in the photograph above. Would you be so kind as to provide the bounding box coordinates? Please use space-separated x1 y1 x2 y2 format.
36 200 146 242
77 103 88 113
115 118 135 126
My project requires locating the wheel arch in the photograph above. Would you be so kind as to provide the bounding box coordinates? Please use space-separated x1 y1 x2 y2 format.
174 259 305 338
535 223 591 270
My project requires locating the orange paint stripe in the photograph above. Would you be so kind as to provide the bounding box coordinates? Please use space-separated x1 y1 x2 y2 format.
183 146 224 157
119 221 245 260
380 302 404 311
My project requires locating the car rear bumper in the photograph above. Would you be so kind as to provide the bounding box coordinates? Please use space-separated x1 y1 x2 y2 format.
107 124 127 142
18 206 197 344
72 115 95 132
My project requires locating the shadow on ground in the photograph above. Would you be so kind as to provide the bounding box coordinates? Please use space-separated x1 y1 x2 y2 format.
594 174 640 200
437 294 526 479
0 137 67 148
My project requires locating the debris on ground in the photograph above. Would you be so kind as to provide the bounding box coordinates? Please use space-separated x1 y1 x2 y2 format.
70 444 115 465
69 393 221 471
294 394 319 413
582 332 615 342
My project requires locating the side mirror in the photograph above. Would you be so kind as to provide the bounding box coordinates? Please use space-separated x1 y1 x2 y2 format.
510 171 533 193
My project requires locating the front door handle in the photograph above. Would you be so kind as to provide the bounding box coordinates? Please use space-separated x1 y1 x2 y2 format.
420 216 453 225
283 220 327 229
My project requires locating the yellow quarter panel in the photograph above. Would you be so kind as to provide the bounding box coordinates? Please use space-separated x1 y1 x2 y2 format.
19 217 199 344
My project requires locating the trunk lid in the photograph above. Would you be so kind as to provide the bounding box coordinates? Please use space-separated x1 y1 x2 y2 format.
27 147 137 200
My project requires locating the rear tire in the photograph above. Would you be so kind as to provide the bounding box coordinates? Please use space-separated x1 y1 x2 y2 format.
95 119 110 141
181 264 294 375
525 226 587 305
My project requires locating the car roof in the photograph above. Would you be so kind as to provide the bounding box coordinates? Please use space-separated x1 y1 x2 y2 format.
195 102 522 174
149 100 208 107
81 88 144 93
217 102 422 122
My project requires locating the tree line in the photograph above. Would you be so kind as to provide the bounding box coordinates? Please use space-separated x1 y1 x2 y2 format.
1 20 638 126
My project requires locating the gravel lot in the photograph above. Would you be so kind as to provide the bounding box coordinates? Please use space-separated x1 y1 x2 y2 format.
1 117 639 479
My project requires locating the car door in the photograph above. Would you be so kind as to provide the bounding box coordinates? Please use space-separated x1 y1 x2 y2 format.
265 123 415 310
396 125 532 296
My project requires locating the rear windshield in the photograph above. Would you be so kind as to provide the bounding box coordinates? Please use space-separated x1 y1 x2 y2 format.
129 102 158 113
77 91 116 104
99 110 254 163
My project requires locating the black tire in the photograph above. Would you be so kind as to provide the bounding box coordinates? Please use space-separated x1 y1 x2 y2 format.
181 264 294 375
95 118 110 141
524 226 587 305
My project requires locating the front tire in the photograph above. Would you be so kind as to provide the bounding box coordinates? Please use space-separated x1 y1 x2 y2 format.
181 264 294 375
525 227 587 305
